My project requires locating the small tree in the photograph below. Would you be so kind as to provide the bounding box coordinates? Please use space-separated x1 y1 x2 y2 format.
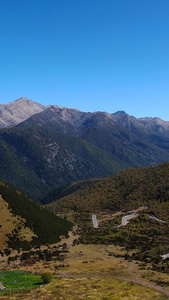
41 272 53 284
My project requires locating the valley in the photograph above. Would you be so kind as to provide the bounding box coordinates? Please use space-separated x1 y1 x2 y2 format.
0 196 169 299
1 98 169 299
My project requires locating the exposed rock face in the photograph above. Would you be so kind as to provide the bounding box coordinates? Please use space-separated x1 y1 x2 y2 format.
138 117 169 136
0 97 46 127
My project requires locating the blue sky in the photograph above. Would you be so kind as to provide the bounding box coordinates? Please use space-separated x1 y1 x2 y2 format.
1 0 169 119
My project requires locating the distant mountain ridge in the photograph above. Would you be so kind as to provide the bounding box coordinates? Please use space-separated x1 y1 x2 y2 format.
0 97 83 129
138 117 169 136
0 97 168 128
1 97 169 135
17 100 169 168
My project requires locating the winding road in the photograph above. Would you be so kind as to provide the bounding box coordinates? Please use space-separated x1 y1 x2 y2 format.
92 214 99 228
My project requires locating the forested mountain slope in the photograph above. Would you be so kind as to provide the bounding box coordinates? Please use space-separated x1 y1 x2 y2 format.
0 126 123 199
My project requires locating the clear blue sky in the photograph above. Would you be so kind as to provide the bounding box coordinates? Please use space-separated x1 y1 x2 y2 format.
1 0 169 119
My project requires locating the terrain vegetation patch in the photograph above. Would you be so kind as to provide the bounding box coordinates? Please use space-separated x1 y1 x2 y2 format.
0 270 42 295
0 244 169 299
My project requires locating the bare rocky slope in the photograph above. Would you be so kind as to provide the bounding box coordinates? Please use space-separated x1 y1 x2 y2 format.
0 97 46 127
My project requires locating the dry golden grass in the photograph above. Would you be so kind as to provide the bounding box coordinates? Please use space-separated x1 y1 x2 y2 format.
62 244 127 274
0 234 169 299
0 195 36 250
0 195 17 249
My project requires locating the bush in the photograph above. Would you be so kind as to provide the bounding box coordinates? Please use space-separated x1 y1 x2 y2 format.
41 272 53 284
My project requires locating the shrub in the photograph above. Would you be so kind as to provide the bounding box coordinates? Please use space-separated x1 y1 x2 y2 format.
41 272 53 284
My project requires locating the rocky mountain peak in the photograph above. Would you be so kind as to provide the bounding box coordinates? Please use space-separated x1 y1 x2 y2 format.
15 97 30 102
112 110 127 115
0 97 46 127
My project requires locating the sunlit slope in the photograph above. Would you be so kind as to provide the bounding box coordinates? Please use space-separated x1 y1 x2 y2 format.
0 194 37 250
0 181 72 250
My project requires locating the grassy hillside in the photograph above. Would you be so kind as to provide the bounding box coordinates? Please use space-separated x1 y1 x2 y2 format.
0 181 72 251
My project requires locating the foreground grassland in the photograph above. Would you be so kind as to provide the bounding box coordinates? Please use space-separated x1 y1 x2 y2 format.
0 244 169 299
1 278 167 300
35 277 168 300
0 270 42 295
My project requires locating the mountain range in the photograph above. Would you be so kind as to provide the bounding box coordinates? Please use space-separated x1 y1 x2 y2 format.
1 97 169 136
1 97 169 200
